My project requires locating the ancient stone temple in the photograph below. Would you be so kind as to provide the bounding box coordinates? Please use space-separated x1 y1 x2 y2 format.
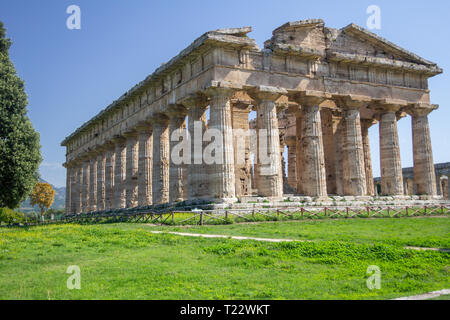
61 19 443 214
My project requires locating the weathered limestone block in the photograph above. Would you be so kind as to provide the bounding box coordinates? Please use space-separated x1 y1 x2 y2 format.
113 137 127 209
207 87 237 201
250 86 285 198
441 176 449 199
407 103 438 196
361 119 377 196
376 101 406 195
105 144 115 210
183 95 210 200
137 125 153 207
124 132 139 208
152 115 170 205
89 156 97 212
167 105 188 203
96 151 106 211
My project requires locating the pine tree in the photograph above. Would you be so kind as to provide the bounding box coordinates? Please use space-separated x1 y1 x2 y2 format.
0 21 42 209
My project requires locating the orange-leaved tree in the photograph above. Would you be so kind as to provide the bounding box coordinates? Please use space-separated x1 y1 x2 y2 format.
30 182 55 221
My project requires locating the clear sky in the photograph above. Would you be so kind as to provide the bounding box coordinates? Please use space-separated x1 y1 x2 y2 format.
0 0 449 187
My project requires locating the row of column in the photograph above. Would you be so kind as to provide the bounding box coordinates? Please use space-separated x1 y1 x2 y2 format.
285 94 437 198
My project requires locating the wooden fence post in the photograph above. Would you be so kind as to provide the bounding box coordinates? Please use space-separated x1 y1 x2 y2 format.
172 212 174 224
200 212 203 225
225 211 228 220
405 206 409 217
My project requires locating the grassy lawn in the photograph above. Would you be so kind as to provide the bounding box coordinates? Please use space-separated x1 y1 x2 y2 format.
0 217 449 300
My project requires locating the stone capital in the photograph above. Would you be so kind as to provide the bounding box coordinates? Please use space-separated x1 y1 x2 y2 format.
285 135 296 147
166 103 188 118
333 94 372 109
122 130 138 139
135 121 153 134
290 90 331 108
370 98 408 113
179 93 208 110
204 86 238 100
247 85 288 103
111 135 127 145
360 118 378 129
404 102 438 117
148 112 169 125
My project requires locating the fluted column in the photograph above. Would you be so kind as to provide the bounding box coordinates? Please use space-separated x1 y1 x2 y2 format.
334 95 369 196
81 159 90 213
96 149 106 211
294 110 303 194
125 131 138 208
332 111 344 195
64 164 72 214
293 91 329 198
167 105 188 203
361 119 377 196
73 163 82 214
89 155 97 212
285 136 297 191
205 87 237 201
183 95 210 200
375 100 406 195
137 124 153 207
407 103 438 196
105 144 115 210
250 86 286 198
113 136 127 209
152 114 170 205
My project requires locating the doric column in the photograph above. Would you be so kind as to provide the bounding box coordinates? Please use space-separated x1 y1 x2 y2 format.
89 155 97 212
96 148 106 211
249 86 287 198
332 111 344 195
320 108 337 194
406 103 438 196
334 95 370 196
231 101 252 197
166 104 188 203
72 163 82 214
182 95 210 200
81 159 90 213
151 114 170 205
294 109 303 194
124 131 139 208
285 136 297 191
374 99 406 195
137 124 153 207
105 143 115 210
64 164 72 214
361 119 377 196
113 136 127 209
205 87 237 201
293 91 329 198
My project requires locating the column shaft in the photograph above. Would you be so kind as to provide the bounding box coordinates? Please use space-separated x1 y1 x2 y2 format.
255 100 283 197
412 114 437 195
96 152 106 211
152 118 170 204
114 138 127 209
89 157 97 212
65 166 72 214
301 105 327 197
342 108 367 196
169 115 187 203
208 89 236 200
81 160 90 213
295 114 303 194
105 147 115 210
379 111 404 195
286 138 297 191
125 134 138 208
138 128 153 207
361 120 375 196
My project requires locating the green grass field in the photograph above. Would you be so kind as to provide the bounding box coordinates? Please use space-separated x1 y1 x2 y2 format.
0 216 449 300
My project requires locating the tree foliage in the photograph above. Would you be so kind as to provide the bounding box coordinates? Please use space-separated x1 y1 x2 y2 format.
30 182 55 217
0 21 42 208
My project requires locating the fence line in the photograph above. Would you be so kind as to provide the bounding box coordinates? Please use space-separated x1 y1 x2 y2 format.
1 204 449 228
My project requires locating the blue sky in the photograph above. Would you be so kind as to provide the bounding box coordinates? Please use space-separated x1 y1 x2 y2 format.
0 0 449 187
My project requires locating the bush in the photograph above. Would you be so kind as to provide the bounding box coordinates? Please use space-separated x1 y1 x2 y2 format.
0 207 26 224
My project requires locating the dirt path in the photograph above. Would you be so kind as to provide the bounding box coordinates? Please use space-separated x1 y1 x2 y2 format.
392 289 450 300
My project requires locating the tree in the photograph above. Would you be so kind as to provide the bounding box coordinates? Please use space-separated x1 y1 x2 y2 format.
0 21 42 209
29 182 55 221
